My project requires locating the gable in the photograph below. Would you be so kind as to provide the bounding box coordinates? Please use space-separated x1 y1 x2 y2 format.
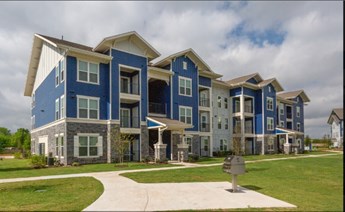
246 77 259 84
113 38 147 58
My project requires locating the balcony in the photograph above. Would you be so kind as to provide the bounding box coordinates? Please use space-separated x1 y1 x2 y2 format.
200 123 210 132
287 113 292 119
199 98 210 107
120 116 140 128
245 126 253 134
148 102 166 115
120 82 139 95
244 105 253 113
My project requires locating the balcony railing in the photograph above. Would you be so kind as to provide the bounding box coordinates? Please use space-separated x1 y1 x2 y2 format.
120 82 139 95
244 105 253 113
245 126 253 134
287 113 292 119
148 102 166 114
234 107 241 113
120 116 139 128
199 98 210 107
200 123 210 132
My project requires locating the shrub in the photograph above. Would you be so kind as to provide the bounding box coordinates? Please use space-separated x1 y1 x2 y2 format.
14 152 22 159
188 154 199 162
142 156 152 163
31 155 47 169
72 162 80 166
54 159 64 167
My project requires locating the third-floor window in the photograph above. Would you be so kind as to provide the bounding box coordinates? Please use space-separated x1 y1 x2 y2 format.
78 60 99 84
179 77 192 96
267 97 273 111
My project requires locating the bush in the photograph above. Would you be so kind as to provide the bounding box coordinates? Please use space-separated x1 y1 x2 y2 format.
14 152 22 159
212 151 231 157
72 162 80 166
54 159 64 167
31 155 47 169
188 154 199 162
142 156 152 163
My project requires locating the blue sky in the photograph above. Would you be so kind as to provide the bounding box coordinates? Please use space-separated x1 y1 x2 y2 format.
0 1 342 138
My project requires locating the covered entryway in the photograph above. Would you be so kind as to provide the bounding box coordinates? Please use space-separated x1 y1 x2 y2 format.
147 117 192 161
276 128 304 154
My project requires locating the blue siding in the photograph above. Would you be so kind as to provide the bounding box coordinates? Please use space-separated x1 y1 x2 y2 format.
243 87 256 97
32 67 64 128
66 56 109 120
247 78 258 84
111 49 148 121
171 56 198 131
199 76 211 87
230 87 241 96
263 84 276 134
293 96 304 132
255 90 263 134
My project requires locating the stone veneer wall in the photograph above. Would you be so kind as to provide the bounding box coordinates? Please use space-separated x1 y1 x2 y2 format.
172 134 180 160
31 122 66 164
191 135 200 155
141 126 149 161
107 123 120 163
66 122 108 165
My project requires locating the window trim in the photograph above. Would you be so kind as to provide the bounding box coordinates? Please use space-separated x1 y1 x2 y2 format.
77 59 100 85
55 65 60 87
184 137 192 153
225 118 229 130
266 97 274 111
60 59 65 83
55 98 60 120
267 137 274 151
280 121 284 128
296 106 301 118
279 103 284 115
77 134 100 158
218 116 222 129
60 95 65 119
217 96 222 108
77 95 100 120
120 76 131 93
267 117 274 131
183 61 187 70
179 106 193 125
297 122 301 131
178 76 192 97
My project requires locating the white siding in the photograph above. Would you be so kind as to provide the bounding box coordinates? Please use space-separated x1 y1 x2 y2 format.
212 84 231 152
331 120 343 147
113 40 145 57
33 42 64 91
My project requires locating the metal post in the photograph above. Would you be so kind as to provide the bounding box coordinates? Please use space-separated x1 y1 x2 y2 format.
232 174 238 192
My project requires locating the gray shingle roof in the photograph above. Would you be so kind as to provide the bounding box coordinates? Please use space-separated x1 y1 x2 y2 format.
37 34 93 52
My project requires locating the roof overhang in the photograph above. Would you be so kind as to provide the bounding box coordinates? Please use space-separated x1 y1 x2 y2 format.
147 117 193 131
277 96 295 105
60 44 112 64
199 70 223 79
258 78 284 92
276 127 304 135
93 31 160 60
148 66 174 84
327 114 340 125
212 80 231 88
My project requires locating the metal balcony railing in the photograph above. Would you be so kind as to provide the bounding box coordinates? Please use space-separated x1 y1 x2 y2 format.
120 116 140 128
148 102 166 114
199 98 210 107
200 123 210 132
120 82 139 95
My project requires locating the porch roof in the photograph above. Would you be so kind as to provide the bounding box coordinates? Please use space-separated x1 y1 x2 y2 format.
276 127 304 135
146 117 193 130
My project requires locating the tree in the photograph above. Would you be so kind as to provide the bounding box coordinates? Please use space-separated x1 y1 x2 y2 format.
0 127 12 148
111 129 134 164
232 123 244 156
305 135 311 146
12 128 31 154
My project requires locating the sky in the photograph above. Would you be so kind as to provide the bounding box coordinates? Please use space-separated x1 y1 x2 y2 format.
0 1 342 138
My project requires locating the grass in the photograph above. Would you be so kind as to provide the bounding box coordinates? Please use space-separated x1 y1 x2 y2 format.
122 154 343 211
0 177 103 211
0 159 178 179
196 150 336 164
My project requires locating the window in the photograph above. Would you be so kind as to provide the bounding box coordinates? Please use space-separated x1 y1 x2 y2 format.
183 61 187 70
220 139 227 151
55 65 59 86
120 77 130 93
39 143 46 156
120 108 131 128
31 115 35 129
268 86 271 93
296 106 300 117
78 96 99 119
60 136 64 157
179 106 192 125
60 95 65 118
280 121 284 128
267 97 273 111
185 137 192 153
297 122 301 131
31 93 35 108
55 98 59 120
224 98 228 109
218 117 222 129
203 138 209 151
268 137 274 151
267 117 274 131
279 103 284 115
78 136 99 157
235 99 240 113
217 96 222 108
78 60 99 84
225 118 229 130
55 136 59 157
179 77 192 96
60 59 65 82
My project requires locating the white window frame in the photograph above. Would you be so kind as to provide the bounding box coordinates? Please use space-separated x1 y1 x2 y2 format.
184 137 192 153
77 95 100 120
218 116 222 129
296 106 300 117
60 134 64 158
268 86 271 93
279 103 284 115
179 76 192 97
280 121 284 128
220 139 227 151
224 97 228 109
55 65 60 87
60 95 65 119
297 122 301 131
267 97 273 111
183 61 187 70
77 134 100 158
225 118 229 130
120 108 131 128
120 76 131 93
217 96 222 108
179 106 192 125
267 117 274 131
77 59 100 85
60 59 65 83
55 98 60 120
268 137 274 151
55 135 59 157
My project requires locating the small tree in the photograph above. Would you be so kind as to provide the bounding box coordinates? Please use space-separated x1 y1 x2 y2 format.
232 123 243 156
12 128 31 156
111 129 134 164
305 135 311 146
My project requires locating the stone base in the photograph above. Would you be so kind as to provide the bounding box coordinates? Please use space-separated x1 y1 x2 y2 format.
283 143 291 154
154 143 167 161
177 144 189 162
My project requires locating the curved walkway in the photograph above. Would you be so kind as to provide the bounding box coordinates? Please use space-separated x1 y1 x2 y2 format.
0 152 342 211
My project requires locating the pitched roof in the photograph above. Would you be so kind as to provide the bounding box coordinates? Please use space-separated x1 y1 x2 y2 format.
225 73 262 85
37 34 93 52
257 78 284 92
277 90 310 103
327 108 343 124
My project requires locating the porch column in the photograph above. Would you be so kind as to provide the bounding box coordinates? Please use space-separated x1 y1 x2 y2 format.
177 130 188 162
283 133 291 154
154 127 167 162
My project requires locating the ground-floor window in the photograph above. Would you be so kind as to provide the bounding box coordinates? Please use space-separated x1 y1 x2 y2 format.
74 134 103 157
268 137 274 151
220 139 227 151
55 135 65 158
185 137 192 153
38 143 45 155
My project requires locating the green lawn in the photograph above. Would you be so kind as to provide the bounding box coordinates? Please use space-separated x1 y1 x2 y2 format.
0 177 103 211
196 151 336 164
122 154 343 211
0 159 178 179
